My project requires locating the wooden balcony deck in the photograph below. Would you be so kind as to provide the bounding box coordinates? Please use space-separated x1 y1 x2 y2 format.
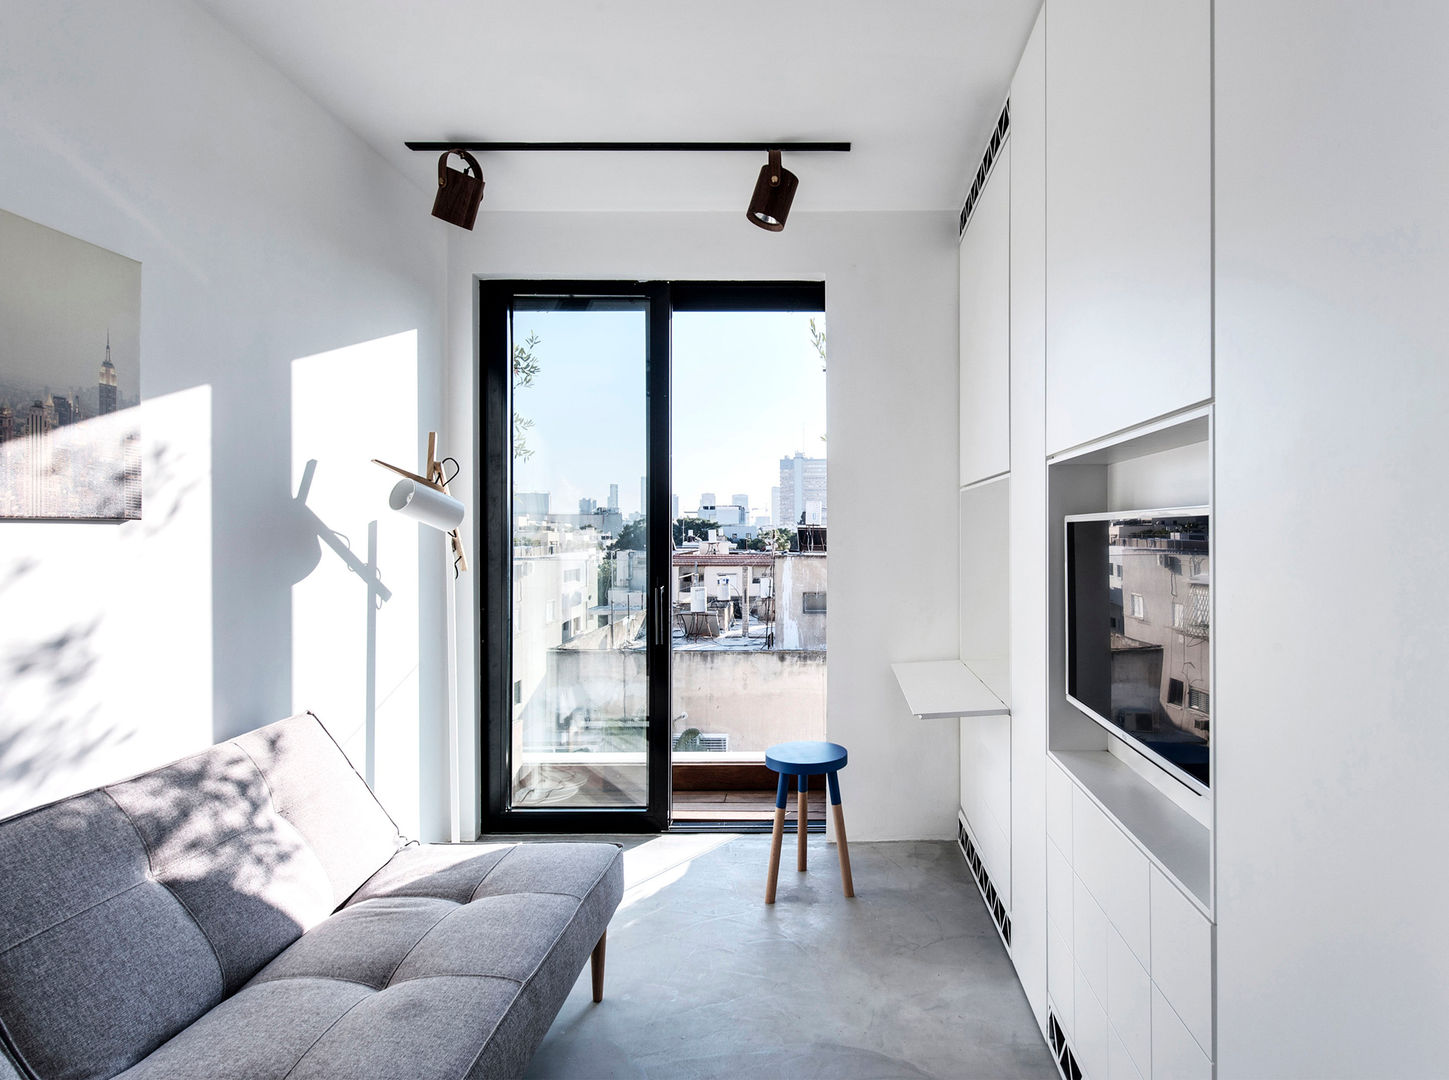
672 789 827 823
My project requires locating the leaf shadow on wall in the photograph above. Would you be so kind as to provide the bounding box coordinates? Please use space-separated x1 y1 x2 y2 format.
0 435 196 810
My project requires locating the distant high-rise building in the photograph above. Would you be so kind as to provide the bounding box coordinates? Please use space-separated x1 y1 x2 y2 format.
697 499 745 526
671 495 680 521
579 496 597 515
122 434 142 518
25 400 50 517
770 486 781 528
778 453 827 527
731 494 749 512
0 401 12 443
513 491 550 520
608 483 619 510
52 395 74 427
98 333 118 415
640 476 647 518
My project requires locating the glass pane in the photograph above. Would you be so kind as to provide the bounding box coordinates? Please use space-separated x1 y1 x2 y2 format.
669 311 827 764
509 299 649 809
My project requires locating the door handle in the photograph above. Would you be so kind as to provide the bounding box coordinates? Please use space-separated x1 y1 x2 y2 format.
653 585 666 646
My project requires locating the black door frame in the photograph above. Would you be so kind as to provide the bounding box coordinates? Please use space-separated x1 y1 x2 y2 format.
478 279 825 833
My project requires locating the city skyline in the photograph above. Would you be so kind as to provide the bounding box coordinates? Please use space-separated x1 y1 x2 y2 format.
510 308 825 519
521 451 826 527
0 210 142 520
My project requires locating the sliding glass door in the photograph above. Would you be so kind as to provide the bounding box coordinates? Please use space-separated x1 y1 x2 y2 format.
480 280 826 832
481 283 671 830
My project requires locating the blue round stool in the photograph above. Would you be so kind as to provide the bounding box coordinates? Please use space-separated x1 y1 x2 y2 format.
763 740 854 903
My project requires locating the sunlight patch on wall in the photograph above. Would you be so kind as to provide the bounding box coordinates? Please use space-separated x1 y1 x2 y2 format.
290 330 420 835
0 383 212 817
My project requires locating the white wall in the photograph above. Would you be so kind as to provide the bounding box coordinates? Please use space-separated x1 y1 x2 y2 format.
446 211 961 840
1215 2 1449 1074
0 0 448 837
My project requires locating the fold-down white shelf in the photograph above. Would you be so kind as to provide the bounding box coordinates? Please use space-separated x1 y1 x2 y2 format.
891 659 1010 719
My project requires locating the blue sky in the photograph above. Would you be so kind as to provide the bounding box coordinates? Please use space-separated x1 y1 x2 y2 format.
511 308 825 519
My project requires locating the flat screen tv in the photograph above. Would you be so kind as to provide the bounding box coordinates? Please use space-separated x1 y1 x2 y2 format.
1065 508 1211 795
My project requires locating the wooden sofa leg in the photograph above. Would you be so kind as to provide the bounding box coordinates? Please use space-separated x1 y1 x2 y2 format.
591 931 607 1003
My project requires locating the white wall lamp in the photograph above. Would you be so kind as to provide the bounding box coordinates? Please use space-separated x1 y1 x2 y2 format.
374 432 467 574
374 432 468 842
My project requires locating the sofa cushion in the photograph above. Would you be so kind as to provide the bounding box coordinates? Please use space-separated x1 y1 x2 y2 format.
112 842 624 1080
0 713 404 1080
345 841 620 907
344 842 516 905
233 715 404 907
111 978 374 1080
0 791 226 1080
106 741 335 993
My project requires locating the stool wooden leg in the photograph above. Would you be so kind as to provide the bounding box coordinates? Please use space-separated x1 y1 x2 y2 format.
590 931 607 1002
797 774 808 871
832 802 855 898
766 771 788 904
828 770 854 898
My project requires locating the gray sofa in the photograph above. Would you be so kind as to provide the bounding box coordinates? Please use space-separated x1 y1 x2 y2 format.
0 713 623 1080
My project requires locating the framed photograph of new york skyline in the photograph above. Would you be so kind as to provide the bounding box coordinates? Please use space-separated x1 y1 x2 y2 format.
0 209 141 521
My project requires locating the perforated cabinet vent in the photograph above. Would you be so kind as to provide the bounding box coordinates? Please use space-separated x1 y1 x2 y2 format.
1047 1011 1084 1080
958 100 1011 235
956 815 1012 948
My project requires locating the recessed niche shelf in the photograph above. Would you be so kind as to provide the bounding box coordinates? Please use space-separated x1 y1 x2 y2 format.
1046 407 1215 913
1050 747 1211 913
1048 406 1209 467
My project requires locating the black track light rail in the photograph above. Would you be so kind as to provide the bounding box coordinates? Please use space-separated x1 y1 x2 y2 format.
405 141 850 153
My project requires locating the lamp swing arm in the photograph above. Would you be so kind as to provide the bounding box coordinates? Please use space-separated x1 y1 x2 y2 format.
371 458 440 490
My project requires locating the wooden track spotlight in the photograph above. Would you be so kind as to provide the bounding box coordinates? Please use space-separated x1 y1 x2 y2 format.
746 149 799 232
431 150 485 230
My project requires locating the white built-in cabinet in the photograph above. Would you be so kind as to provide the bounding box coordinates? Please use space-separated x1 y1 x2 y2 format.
958 476 1011 903
1004 0 1050 1031
1047 762 1214 1080
956 0 1049 1035
960 2 1445 1075
955 5 1032 976
957 1 1218 1077
1044 0 1212 454
959 139 1011 486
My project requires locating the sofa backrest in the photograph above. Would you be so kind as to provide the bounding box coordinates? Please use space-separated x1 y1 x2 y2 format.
0 713 403 1080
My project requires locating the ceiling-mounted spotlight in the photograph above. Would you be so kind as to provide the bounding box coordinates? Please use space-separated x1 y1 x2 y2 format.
406 142 846 231
431 149 485 230
746 149 799 232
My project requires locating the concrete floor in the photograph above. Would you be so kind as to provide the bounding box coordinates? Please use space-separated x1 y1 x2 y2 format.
525 835 1058 1080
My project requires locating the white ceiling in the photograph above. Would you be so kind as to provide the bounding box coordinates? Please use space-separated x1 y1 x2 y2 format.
196 0 1039 213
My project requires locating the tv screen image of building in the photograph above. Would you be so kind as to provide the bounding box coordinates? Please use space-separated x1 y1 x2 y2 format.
1066 511 1210 792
